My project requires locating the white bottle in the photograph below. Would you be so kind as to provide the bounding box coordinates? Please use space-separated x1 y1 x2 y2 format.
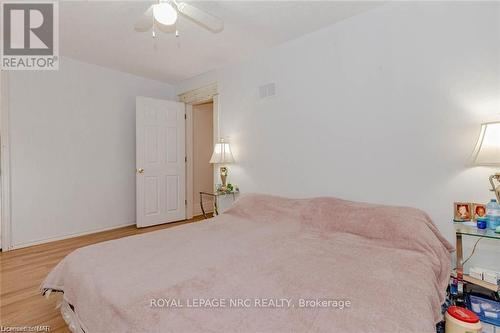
486 199 500 230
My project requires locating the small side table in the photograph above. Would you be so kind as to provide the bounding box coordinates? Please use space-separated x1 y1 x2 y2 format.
454 222 500 295
199 191 239 219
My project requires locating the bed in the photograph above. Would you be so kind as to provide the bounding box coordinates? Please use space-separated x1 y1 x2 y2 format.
41 194 453 333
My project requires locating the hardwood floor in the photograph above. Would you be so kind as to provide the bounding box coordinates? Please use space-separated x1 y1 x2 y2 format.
0 215 206 332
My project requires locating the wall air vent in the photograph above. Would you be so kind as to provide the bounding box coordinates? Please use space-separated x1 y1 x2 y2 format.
259 83 276 99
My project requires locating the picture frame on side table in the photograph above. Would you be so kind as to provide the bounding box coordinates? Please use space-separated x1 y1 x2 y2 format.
472 203 487 221
454 202 472 222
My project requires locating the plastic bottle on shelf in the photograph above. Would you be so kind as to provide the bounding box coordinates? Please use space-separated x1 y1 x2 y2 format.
486 199 500 230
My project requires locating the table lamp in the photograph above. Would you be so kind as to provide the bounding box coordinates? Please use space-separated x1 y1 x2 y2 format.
210 138 235 191
471 121 500 202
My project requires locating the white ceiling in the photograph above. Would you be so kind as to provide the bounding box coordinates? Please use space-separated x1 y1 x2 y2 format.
60 1 384 84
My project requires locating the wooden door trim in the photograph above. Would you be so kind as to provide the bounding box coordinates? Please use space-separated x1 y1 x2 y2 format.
185 104 193 219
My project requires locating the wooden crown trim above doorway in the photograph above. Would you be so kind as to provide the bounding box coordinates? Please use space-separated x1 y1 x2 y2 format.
178 83 218 104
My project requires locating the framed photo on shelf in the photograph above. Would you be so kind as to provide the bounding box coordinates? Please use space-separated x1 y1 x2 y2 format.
454 202 472 222
472 203 487 221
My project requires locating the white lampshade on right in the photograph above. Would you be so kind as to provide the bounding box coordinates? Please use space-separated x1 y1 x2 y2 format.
471 121 500 203
471 121 500 166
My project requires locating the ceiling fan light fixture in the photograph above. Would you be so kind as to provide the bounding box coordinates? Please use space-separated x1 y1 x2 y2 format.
153 3 178 26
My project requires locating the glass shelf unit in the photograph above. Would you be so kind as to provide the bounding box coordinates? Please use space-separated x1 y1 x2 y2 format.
453 222 500 293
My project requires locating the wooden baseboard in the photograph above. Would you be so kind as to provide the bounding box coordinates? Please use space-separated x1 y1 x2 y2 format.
8 222 136 251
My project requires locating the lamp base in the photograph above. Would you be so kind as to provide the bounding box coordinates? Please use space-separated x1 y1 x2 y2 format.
220 166 228 188
489 173 500 203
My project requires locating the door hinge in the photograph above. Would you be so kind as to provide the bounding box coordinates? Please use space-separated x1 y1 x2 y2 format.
184 113 187 120
185 156 187 163
185 199 187 205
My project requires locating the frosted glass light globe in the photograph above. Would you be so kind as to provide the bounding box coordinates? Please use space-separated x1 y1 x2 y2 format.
153 3 178 26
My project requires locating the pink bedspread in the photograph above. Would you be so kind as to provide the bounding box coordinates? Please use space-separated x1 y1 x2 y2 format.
42 194 453 333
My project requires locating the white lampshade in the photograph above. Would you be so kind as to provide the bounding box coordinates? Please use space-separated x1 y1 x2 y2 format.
471 121 500 166
210 140 235 164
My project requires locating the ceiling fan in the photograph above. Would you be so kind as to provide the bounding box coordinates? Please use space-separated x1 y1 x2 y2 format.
134 0 224 37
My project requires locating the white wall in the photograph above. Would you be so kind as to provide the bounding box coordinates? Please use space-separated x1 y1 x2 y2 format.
7 57 174 248
176 2 500 268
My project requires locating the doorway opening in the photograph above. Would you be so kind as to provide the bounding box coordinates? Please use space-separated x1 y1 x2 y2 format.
191 101 214 216
179 83 219 219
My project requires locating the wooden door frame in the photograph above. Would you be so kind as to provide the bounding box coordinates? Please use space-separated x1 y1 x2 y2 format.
179 83 219 219
0 71 12 251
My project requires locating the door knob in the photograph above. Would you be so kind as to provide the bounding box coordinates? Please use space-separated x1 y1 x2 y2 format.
137 168 144 174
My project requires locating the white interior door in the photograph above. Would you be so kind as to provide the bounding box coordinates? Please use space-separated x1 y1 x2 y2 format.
136 97 186 227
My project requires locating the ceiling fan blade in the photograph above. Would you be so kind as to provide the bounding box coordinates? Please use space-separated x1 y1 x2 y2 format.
176 2 224 33
134 5 154 32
